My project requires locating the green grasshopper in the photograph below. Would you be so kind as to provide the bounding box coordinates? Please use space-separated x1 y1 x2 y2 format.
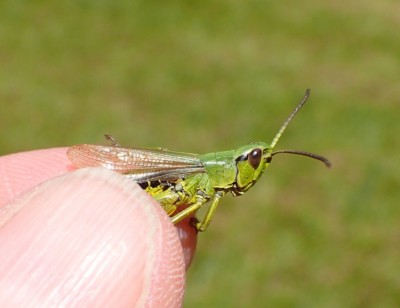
67 89 330 232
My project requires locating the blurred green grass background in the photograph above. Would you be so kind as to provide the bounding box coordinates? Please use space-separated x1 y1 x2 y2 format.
1 1 399 306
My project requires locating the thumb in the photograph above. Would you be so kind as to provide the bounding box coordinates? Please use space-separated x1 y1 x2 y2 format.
0 167 185 307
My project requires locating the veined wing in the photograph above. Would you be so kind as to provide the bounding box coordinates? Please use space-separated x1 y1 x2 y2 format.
67 144 205 181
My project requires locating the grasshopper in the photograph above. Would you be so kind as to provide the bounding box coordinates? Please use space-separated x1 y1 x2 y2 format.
67 89 330 232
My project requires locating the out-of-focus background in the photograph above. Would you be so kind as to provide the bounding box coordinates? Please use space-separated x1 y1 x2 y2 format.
1 1 399 306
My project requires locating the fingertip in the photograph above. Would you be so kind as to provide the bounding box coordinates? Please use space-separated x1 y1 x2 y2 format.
0 147 71 207
0 168 185 307
176 218 198 270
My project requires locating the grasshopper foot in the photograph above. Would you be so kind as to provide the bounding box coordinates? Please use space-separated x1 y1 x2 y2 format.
189 217 201 232
104 134 120 147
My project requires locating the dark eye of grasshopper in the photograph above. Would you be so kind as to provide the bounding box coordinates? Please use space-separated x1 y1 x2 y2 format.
248 148 262 169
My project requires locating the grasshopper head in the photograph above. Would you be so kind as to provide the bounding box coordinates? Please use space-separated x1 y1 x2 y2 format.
232 89 330 196
233 142 271 195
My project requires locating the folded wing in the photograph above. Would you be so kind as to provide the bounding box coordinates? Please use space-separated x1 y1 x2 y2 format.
67 144 205 181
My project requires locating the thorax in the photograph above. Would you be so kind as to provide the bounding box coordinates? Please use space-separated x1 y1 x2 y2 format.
200 150 237 190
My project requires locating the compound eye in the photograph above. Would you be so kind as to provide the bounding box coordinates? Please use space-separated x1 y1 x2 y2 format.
248 148 262 169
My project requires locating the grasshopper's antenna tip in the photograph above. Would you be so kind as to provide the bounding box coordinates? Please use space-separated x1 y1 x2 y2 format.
270 89 311 149
271 150 331 168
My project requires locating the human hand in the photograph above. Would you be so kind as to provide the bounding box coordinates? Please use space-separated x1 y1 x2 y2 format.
0 148 197 306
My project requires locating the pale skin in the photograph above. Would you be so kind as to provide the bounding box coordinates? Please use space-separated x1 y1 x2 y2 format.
0 148 196 307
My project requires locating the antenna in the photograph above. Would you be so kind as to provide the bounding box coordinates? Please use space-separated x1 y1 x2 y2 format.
271 150 331 168
270 89 310 149
269 89 331 168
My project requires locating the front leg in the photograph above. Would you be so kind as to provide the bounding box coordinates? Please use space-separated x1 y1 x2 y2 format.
193 191 224 232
